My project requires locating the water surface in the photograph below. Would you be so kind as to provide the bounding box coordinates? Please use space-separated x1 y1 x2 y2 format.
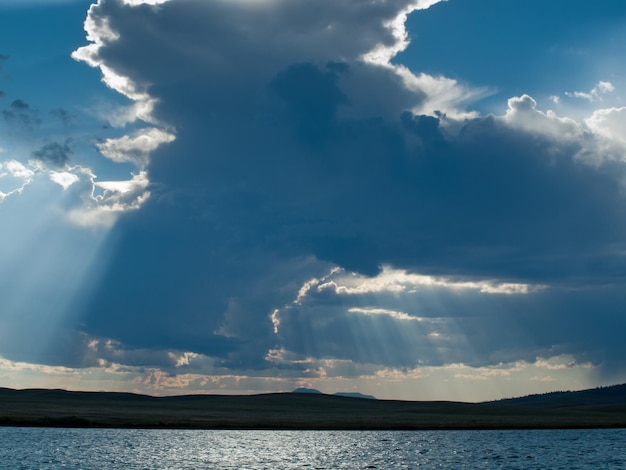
1 427 625 469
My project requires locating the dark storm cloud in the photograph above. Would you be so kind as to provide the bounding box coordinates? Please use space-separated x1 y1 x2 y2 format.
269 62 349 142
141 96 626 283
31 140 73 168
55 0 626 380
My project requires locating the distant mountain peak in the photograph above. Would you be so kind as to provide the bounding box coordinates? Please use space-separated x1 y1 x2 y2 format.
292 388 323 394
291 388 377 399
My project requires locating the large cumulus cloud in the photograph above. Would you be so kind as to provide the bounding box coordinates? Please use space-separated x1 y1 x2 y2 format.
10 0 626 394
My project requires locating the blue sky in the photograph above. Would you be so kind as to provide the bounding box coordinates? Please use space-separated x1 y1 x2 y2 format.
1 0 625 402
397 0 626 115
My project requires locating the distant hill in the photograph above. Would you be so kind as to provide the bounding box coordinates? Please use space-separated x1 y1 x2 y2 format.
1 385 625 429
485 383 626 408
292 388 376 399
292 388 322 394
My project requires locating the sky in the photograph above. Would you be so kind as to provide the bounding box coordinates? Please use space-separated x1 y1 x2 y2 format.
0 0 625 402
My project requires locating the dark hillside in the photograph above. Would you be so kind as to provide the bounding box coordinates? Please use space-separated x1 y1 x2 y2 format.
485 383 626 408
1 386 626 429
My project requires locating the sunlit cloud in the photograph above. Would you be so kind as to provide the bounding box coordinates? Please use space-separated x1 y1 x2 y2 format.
0 159 33 202
566 80 615 102
502 93 626 166
347 307 426 322
72 7 163 126
310 266 545 297
586 106 626 149
503 94 584 142
359 0 487 119
67 171 151 228
535 355 593 371
362 0 443 66
122 0 172 5
49 170 80 190
1 159 34 179
96 127 175 168
268 265 552 378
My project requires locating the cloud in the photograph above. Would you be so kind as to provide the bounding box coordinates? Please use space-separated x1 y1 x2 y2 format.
566 80 615 101
503 94 584 141
0 159 33 179
31 140 73 169
0 155 152 228
0 159 34 202
96 127 175 168
66 170 152 228
3 0 626 400
310 266 544 297
73 0 480 126
2 99 42 131
586 106 626 148
269 266 626 379
347 307 427 322
0 6 174 228
59 0 626 380
49 171 80 190
50 108 76 127
270 267 536 367
0 349 598 400
122 0 170 4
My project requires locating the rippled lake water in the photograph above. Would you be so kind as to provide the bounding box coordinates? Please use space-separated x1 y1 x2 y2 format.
1 427 625 469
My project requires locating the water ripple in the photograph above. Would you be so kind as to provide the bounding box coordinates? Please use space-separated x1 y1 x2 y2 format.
0 428 625 469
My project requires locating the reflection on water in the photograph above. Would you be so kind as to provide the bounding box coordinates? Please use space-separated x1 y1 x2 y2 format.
1 428 625 469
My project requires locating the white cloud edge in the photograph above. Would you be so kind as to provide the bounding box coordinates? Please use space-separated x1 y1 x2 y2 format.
564 80 615 102
270 265 546 335
0 160 34 202
316 265 546 296
96 128 176 168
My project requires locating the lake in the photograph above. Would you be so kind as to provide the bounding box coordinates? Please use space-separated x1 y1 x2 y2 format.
1 427 625 468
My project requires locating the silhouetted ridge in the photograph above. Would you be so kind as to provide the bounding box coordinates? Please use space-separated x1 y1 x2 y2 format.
1 386 626 429
485 383 626 408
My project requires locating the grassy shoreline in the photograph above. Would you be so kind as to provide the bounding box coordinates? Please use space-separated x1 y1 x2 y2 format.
1 388 626 430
